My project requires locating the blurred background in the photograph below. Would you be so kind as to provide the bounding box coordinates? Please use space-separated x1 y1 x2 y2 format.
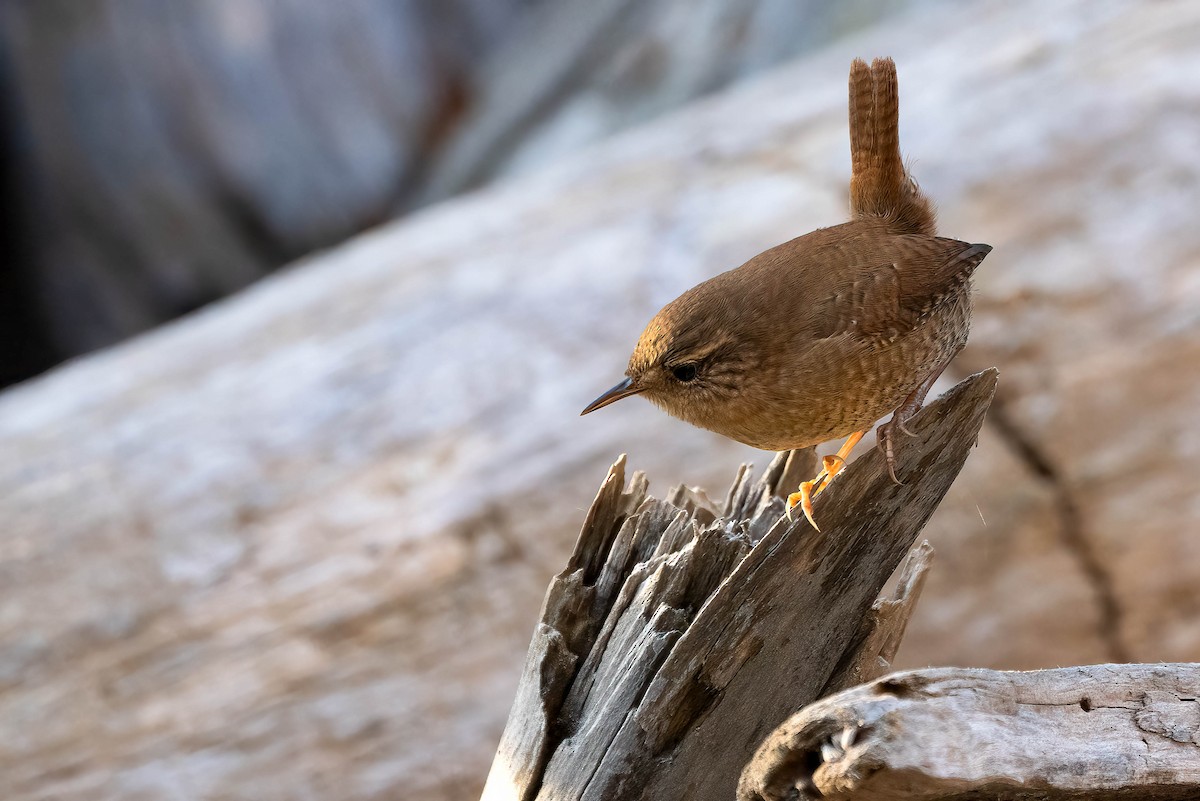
2 0 1199 799
0 0 913 387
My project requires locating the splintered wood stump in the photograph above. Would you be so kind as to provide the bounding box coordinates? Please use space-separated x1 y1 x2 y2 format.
480 369 997 801
739 664 1200 801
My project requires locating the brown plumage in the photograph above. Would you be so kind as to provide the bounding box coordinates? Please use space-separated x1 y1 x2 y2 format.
582 58 990 523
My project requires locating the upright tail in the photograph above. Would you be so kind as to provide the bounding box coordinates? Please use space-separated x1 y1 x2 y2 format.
848 57 936 236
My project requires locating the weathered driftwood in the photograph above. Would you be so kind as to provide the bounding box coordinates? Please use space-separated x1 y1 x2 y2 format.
820 540 935 696
740 664 1200 801
481 369 996 801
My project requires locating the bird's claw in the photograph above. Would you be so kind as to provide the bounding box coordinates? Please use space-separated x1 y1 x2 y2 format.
875 422 905 485
786 431 865 530
822 454 846 473
786 479 822 530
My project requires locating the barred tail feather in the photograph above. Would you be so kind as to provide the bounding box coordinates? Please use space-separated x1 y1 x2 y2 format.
848 57 937 236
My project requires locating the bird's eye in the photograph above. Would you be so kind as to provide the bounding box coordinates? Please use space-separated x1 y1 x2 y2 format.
671 362 699 382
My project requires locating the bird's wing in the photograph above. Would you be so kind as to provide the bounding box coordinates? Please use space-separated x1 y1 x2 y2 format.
813 238 991 339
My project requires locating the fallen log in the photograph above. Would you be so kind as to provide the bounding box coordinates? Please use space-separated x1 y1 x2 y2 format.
482 369 997 801
740 663 1200 801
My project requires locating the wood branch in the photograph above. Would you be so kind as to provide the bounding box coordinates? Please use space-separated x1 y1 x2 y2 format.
740 664 1200 801
481 369 997 801
820 540 935 696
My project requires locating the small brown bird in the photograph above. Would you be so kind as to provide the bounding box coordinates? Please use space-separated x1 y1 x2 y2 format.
582 58 990 529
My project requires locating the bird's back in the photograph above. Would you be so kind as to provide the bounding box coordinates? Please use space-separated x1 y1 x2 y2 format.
709 220 980 341
666 220 985 450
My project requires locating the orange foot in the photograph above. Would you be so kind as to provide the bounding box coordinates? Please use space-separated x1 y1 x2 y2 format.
787 431 865 530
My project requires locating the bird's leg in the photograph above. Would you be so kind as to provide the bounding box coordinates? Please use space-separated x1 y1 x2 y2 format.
787 430 865 529
818 431 865 492
875 356 954 484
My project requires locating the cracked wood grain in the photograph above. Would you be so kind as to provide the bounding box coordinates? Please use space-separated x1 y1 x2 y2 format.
740 663 1200 801
481 370 996 801
820 540 935 696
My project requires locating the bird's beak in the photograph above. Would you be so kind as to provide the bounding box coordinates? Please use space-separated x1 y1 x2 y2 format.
580 377 642 415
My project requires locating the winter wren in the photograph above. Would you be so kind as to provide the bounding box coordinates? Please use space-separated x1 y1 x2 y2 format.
582 58 991 528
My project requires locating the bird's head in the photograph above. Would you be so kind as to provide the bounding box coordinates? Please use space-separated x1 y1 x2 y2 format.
580 280 756 429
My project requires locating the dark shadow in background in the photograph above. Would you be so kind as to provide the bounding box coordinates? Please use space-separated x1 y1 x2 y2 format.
0 40 60 387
